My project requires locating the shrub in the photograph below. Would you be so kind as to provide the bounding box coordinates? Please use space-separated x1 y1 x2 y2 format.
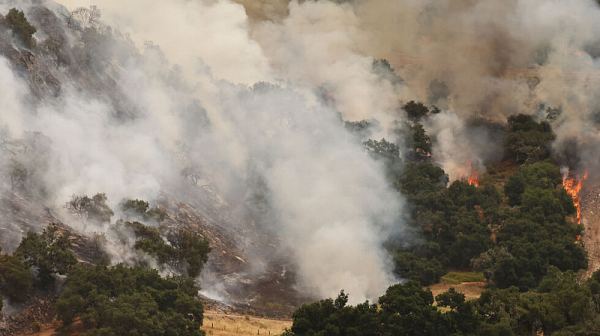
31 321 42 332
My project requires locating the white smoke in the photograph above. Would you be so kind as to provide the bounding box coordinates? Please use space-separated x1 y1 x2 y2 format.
57 0 272 84
0 0 406 303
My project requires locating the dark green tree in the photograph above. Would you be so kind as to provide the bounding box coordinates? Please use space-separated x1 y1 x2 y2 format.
0 247 31 302
57 263 205 335
169 230 211 278
404 101 429 120
3 8 37 48
504 114 555 163
15 223 77 286
379 281 449 336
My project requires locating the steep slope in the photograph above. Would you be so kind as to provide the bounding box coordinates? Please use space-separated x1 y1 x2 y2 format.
581 183 600 277
0 1 308 328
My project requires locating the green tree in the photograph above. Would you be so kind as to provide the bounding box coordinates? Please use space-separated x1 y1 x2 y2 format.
121 199 167 222
393 252 446 286
15 223 77 286
3 8 37 48
57 263 205 335
398 121 431 162
169 230 211 278
364 138 400 160
504 114 554 163
404 101 429 120
379 281 449 336
123 222 210 278
0 248 31 302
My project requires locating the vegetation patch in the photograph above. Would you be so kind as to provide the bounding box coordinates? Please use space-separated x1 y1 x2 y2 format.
440 272 486 284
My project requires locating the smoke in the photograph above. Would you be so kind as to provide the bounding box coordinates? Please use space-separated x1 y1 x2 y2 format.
4 0 600 304
234 0 600 176
0 0 408 304
56 0 273 84
424 111 504 180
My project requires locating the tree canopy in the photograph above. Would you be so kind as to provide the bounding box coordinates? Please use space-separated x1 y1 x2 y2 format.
56 263 205 336
3 8 37 48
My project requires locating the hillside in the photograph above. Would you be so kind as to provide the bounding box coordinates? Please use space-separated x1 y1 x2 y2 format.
2 0 600 335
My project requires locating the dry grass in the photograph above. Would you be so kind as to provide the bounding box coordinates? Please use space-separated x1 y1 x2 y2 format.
428 282 486 301
202 310 292 336
27 312 292 336
440 272 486 284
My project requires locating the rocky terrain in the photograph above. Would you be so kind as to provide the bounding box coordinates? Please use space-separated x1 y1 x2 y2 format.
580 181 600 278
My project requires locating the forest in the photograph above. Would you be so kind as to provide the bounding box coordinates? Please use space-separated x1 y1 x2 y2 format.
284 109 596 335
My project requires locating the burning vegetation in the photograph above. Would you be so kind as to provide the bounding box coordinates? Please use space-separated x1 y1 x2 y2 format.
562 169 588 224
460 160 480 187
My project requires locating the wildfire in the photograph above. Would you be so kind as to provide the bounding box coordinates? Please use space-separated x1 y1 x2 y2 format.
562 169 588 224
460 160 480 187
467 173 480 187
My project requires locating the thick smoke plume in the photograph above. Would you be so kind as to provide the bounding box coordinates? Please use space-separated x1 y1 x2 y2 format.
64 0 600 177
0 0 405 304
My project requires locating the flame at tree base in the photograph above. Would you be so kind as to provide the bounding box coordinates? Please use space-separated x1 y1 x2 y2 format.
460 160 480 187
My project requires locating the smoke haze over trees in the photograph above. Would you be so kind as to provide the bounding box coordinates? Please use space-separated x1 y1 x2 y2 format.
1 2 600 335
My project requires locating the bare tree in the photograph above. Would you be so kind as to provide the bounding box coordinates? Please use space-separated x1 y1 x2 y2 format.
8 159 28 191
91 231 107 253
69 6 101 31
66 193 114 228
65 194 92 224
181 165 202 186
0 126 15 155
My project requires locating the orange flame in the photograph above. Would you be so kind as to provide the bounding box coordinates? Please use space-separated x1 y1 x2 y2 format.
562 170 588 224
460 160 480 187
